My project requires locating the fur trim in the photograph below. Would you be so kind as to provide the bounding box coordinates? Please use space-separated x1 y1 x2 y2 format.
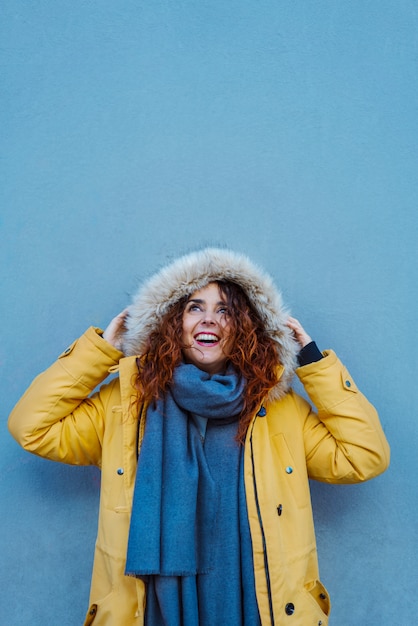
122 248 299 400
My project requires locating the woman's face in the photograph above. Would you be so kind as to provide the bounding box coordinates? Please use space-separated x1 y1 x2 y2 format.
181 283 233 375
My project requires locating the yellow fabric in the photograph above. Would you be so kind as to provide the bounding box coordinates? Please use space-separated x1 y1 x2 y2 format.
8 327 390 626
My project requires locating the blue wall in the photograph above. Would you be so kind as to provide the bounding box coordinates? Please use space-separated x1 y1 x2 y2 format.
1 2 417 623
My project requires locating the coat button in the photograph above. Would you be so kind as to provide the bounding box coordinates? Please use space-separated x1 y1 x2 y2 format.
285 602 295 615
117 468 124 475
257 406 267 417
285 466 293 474
345 380 351 387
277 504 283 516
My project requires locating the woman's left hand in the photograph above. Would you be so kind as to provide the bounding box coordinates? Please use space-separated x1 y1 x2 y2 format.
286 316 312 349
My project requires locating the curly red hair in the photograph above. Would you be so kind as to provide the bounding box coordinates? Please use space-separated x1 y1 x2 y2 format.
135 281 281 443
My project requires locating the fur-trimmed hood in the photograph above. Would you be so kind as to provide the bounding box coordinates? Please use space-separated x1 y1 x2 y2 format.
122 248 299 400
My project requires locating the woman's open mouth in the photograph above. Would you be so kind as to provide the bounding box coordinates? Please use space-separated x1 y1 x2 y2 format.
194 333 220 346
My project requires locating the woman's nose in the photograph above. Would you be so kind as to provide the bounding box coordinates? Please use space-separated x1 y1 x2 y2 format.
202 311 216 324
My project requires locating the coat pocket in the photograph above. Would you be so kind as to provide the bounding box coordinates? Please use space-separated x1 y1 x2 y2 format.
271 432 311 509
304 579 331 619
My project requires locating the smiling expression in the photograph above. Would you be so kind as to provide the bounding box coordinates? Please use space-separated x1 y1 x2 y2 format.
181 282 233 375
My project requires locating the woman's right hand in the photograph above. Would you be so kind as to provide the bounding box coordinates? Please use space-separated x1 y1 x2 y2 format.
102 309 129 351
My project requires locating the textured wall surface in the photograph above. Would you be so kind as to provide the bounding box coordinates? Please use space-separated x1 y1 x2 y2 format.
1 2 417 624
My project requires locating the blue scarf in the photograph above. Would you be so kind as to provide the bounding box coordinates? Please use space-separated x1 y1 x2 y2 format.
125 362 245 577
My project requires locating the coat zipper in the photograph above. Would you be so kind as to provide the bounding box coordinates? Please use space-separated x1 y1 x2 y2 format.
250 419 275 626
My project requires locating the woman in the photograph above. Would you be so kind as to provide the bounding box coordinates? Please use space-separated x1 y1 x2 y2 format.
8 248 390 626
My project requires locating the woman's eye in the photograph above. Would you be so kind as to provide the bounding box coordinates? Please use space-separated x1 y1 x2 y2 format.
218 307 229 315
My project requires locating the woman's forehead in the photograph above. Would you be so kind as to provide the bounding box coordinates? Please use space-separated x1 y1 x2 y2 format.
187 282 224 301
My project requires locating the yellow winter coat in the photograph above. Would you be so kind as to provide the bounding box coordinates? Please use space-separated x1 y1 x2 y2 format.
8 327 390 626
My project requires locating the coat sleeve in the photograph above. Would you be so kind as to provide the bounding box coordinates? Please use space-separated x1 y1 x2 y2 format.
8 327 124 467
296 350 390 483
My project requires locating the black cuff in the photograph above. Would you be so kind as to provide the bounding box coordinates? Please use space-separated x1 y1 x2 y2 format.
297 341 323 367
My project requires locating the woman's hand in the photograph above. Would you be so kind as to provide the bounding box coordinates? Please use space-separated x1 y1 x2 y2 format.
103 309 129 351
286 316 312 349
